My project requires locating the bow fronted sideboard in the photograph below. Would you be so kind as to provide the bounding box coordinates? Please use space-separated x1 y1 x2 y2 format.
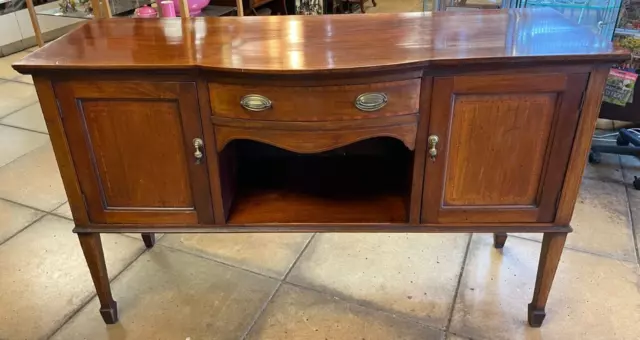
13 8 628 327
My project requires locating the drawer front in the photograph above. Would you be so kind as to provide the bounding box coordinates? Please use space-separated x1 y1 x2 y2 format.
214 121 419 154
209 79 421 121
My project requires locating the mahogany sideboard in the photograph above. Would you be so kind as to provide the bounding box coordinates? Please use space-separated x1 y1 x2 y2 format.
13 9 628 328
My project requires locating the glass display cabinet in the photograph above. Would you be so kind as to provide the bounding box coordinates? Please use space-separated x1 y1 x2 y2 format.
522 0 623 39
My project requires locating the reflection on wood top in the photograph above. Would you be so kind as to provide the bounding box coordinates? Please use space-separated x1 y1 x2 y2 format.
13 8 628 74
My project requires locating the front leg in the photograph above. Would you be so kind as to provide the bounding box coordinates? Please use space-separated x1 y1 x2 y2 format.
78 233 118 324
141 233 156 248
493 232 507 249
528 232 567 327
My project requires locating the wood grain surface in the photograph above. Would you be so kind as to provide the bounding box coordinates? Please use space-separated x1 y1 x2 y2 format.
13 9 627 74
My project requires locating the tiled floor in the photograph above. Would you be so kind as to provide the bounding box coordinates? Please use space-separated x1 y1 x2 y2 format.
1 23 640 340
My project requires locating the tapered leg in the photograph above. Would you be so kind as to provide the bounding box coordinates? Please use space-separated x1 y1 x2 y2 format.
528 232 567 327
78 233 118 324
372 0 377 6
141 233 156 248
493 232 507 249
360 0 365 12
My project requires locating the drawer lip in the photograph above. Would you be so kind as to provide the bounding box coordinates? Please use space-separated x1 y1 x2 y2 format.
210 114 419 131
208 79 422 122
213 119 419 154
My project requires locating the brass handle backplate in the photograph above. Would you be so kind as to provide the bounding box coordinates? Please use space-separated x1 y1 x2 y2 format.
240 94 272 111
355 92 388 112
428 135 439 161
193 138 204 164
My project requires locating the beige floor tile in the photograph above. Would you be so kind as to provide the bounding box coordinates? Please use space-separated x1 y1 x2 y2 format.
0 103 47 133
446 333 471 340
450 234 640 340
0 125 49 167
516 177 636 261
247 284 444 340
0 143 67 211
161 233 313 278
0 215 145 339
0 198 44 244
620 154 640 252
582 152 623 183
0 52 28 80
287 233 469 328
51 245 279 340
0 80 38 118
12 74 34 84
52 201 73 219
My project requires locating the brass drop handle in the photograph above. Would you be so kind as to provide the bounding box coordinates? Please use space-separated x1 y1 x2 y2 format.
240 94 272 111
193 138 204 164
428 135 439 161
355 92 388 112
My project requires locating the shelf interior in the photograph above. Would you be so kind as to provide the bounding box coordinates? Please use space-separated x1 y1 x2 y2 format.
224 139 412 224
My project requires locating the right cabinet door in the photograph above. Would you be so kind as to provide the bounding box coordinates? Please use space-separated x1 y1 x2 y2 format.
422 73 588 224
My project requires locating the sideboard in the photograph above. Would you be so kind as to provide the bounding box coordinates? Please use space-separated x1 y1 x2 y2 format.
13 8 628 328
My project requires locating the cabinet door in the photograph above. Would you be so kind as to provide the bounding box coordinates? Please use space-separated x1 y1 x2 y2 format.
422 73 587 224
55 81 213 224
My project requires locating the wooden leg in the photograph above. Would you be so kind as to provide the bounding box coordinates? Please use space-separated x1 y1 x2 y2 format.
528 232 567 327
493 232 507 249
360 0 365 12
372 0 377 6
78 233 118 324
141 233 156 248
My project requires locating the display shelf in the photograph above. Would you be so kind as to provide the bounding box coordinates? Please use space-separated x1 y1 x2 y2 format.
224 139 412 224
615 27 640 36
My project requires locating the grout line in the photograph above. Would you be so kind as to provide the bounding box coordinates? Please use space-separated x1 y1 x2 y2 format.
0 136 50 172
0 200 68 247
154 242 283 281
239 281 283 340
0 197 66 246
161 232 454 332
282 233 316 281
282 280 445 332
0 121 49 136
0 98 39 120
240 233 316 339
618 155 640 267
627 194 640 267
4 77 34 86
46 238 152 340
445 331 473 340
0 213 47 248
508 233 638 264
444 233 472 333
0 196 59 216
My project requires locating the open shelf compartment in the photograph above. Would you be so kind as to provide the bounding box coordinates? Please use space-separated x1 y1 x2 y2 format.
219 138 414 224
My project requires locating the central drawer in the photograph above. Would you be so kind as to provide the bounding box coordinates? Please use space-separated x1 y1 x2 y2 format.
209 79 421 122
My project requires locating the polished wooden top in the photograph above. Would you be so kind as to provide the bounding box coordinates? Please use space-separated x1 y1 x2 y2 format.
14 8 627 74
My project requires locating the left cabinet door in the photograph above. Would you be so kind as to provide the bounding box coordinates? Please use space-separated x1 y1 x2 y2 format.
55 81 213 224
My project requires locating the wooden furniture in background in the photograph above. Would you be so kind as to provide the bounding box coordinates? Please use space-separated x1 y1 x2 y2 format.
13 9 626 328
342 0 376 13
